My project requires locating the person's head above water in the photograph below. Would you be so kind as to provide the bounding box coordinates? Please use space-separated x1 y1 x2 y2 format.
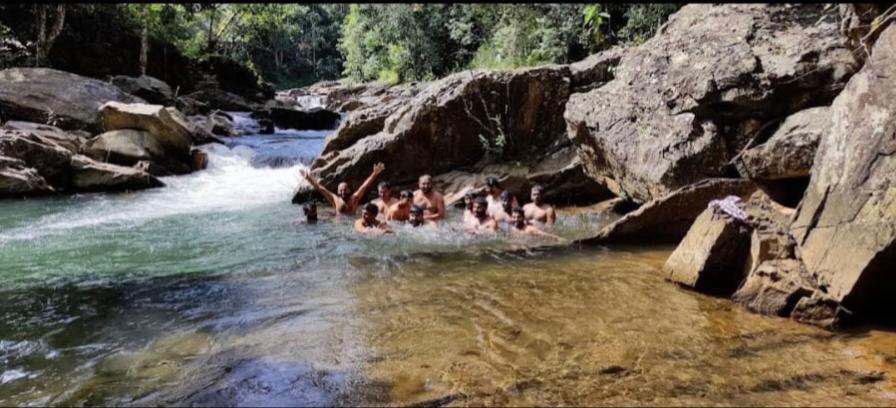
418 174 433 194
511 207 526 228
409 205 425 226
500 191 514 212
362 202 379 224
486 177 501 195
464 191 477 210
303 201 318 221
530 184 544 205
473 196 489 218
399 189 413 205
377 181 392 200
337 182 351 201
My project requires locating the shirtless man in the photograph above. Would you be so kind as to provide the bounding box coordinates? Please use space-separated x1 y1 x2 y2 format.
372 181 397 220
413 174 446 220
387 190 414 222
300 162 385 216
510 208 564 241
485 177 518 217
354 202 393 234
466 196 498 233
522 184 556 226
408 205 434 227
492 191 516 224
462 191 477 225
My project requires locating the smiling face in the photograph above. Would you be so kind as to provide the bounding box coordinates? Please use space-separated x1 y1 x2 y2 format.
473 200 488 218
378 185 391 200
530 187 543 205
337 182 351 201
418 175 432 194
511 210 526 228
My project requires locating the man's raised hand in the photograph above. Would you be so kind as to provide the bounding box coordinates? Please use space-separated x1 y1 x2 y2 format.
373 162 385 175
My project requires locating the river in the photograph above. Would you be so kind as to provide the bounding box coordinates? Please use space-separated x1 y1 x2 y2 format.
1 122 896 406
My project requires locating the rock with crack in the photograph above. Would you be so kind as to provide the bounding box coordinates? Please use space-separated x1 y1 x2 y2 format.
789 24 896 321
582 178 757 244
737 107 828 181
99 102 197 163
565 4 859 203
0 156 54 197
1 121 87 153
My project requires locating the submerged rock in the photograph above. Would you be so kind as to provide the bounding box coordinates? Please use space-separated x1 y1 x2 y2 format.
0 68 145 132
789 24 896 321
565 4 859 203
583 178 756 244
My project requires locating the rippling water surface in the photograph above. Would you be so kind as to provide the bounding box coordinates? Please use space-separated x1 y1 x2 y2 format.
1 128 896 406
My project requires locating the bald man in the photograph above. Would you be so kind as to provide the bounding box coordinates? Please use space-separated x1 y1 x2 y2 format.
299 162 385 216
412 174 446 220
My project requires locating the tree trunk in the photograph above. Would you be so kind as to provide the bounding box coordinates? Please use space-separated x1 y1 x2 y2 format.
34 4 66 67
206 6 217 54
139 4 149 75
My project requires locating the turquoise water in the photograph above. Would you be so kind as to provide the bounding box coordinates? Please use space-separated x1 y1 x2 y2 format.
2 130 896 406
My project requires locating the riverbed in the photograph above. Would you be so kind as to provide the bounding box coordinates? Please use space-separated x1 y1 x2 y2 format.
1 127 896 406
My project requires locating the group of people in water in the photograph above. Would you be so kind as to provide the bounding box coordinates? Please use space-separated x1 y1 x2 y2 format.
296 162 563 240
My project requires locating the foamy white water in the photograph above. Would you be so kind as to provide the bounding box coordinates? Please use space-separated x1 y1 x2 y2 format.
0 143 309 242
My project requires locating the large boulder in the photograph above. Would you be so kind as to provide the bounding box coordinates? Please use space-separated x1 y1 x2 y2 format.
0 68 145 132
789 25 896 320
99 102 194 161
70 154 163 193
308 66 576 195
737 107 828 181
565 4 859 203
0 129 74 188
84 129 166 166
111 75 175 105
582 178 757 244
663 207 753 295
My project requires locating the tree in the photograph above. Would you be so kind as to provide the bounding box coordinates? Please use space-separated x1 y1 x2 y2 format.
33 4 66 67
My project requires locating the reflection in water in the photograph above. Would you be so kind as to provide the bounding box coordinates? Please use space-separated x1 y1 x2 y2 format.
2 135 896 406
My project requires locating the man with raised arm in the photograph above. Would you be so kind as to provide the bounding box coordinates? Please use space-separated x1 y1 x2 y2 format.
299 162 385 216
522 184 556 226
413 174 446 221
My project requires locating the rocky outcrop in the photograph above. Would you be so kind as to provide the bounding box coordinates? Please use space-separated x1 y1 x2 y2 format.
737 107 828 181
0 128 162 197
0 68 145 132
70 154 163 192
298 66 617 205
267 104 341 131
1 121 86 153
583 179 757 244
664 207 752 295
99 102 195 161
789 24 896 321
111 75 175 105
184 89 259 112
0 156 53 197
84 129 165 166
565 4 859 204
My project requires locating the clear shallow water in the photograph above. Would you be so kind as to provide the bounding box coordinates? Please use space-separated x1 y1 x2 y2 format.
1 132 896 406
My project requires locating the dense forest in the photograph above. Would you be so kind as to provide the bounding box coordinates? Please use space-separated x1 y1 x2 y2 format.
0 3 681 89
